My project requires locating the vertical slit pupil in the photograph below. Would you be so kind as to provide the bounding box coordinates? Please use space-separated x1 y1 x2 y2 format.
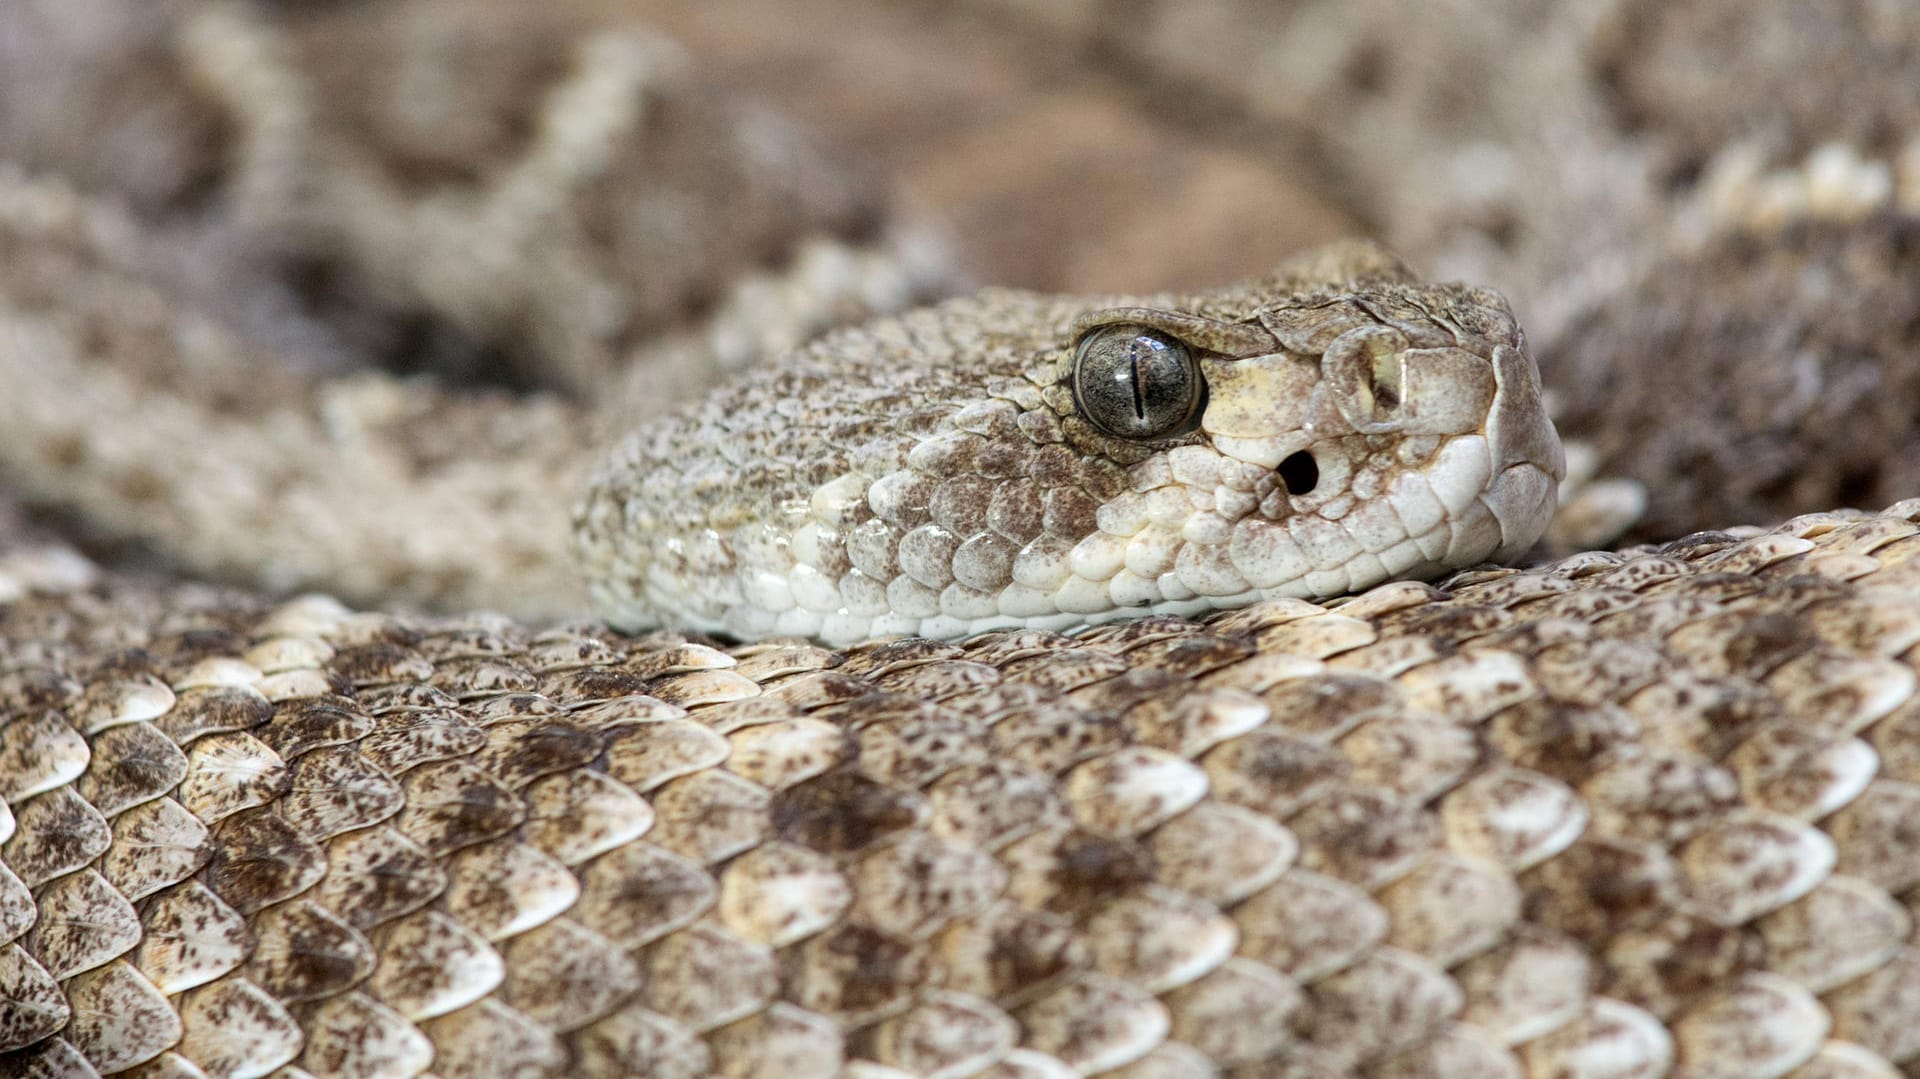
1130 352 1146 420
1278 452 1318 495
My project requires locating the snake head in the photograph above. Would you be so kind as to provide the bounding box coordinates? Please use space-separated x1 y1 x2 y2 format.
573 242 1564 644
1057 261 1565 608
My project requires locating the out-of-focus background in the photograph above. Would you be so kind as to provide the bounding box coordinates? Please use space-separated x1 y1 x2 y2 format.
3 0 1919 592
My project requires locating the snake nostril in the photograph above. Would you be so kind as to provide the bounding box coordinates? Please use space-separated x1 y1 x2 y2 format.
1278 451 1318 496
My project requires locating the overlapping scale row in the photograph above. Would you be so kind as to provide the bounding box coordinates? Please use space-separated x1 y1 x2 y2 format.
2 502 1920 1076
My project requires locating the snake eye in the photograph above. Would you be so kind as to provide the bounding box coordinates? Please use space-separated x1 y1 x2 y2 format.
1071 324 1205 439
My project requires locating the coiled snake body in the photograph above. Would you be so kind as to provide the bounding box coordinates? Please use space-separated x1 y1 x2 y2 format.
5 243 1920 1077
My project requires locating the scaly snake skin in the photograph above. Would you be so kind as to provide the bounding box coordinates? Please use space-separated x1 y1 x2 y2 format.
4 501 1920 1077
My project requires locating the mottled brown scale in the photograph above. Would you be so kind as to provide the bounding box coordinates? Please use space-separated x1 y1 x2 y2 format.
4 787 111 887
330 643 436 688
1342 713 1477 801
1008 826 1158 918
244 900 375 1003
1206 727 1353 818
152 685 274 746
205 810 329 915
499 913 641 1021
357 710 487 775
394 762 524 856
784 922 928 1023
1487 699 1640 782
770 771 930 856
252 696 373 760
844 697 993 789
99 798 208 902
989 700 1126 775
276 747 404 840
0 671 81 718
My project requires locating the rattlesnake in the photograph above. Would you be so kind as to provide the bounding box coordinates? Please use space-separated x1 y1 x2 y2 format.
3 2 1920 1077
569 241 1561 644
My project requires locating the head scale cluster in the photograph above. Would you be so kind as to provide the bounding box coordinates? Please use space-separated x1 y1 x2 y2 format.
573 244 1565 645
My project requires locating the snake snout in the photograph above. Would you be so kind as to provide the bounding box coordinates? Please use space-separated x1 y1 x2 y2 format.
1481 342 1567 559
